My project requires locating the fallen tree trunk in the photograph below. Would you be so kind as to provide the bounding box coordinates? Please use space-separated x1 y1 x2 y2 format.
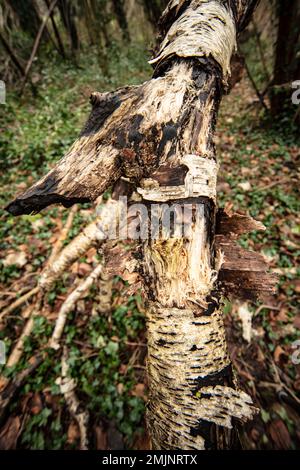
7 0 277 450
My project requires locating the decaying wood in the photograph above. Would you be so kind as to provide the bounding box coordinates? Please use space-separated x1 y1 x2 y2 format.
6 0 266 451
7 60 221 216
215 209 277 302
143 201 258 450
216 208 265 237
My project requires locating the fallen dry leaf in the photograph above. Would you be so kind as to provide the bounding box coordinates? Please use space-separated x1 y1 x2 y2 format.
67 421 80 444
30 393 43 415
238 181 251 191
131 383 146 400
269 419 291 450
0 416 21 450
94 425 107 450
3 251 27 268
274 345 286 363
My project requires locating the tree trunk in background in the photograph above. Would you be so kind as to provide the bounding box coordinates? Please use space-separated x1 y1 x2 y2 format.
8 0 277 450
58 0 80 55
270 0 300 118
141 0 168 25
44 0 66 58
82 0 110 72
7 0 41 37
112 0 130 41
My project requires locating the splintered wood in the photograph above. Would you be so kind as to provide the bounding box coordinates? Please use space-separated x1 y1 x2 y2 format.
216 209 277 301
144 203 258 450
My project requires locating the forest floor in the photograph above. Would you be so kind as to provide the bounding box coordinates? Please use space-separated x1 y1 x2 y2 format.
0 42 299 450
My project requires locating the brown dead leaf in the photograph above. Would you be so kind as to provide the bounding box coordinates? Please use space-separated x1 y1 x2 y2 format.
131 383 146 400
78 262 92 276
94 425 107 450
274 345 286 363
294 280 300 294
67 421 80 444
30 393 43 415
293 315 300 330
134 430 151 450
269 419 291 450
275 308 289 323
3 251 27 268
0 416 21 450
250 427 260 442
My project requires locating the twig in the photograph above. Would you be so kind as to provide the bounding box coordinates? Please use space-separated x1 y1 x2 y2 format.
0 287 39 322
254 304 280 316
44 0 66 59
48 205 78 265
49 263 103 350
252 177 290 194
243 55 269 111
5 297 42 368
252 19 271 83
58 347 89 450
39 219 99 290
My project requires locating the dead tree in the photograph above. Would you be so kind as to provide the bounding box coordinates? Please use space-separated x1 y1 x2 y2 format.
7 0 276 450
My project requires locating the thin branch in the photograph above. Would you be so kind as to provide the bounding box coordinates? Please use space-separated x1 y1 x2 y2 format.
48 204 78 265
243 57 269 111
0 287 39 322
59 347 89 450
49 263 103 350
